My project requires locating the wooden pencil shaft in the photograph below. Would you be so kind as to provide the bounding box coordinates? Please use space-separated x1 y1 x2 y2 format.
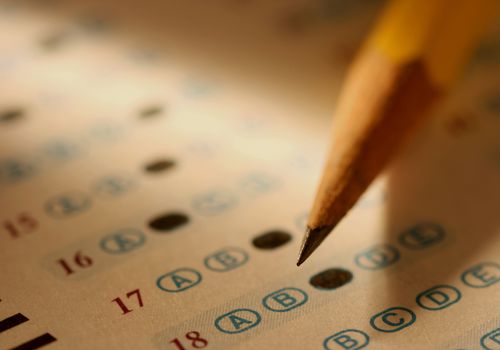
297 0 499 265
308 47 441 229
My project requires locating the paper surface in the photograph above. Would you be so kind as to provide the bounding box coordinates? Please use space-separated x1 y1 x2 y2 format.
0 1 499 349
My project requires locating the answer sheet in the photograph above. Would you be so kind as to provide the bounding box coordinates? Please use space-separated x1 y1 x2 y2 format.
0 0 499 349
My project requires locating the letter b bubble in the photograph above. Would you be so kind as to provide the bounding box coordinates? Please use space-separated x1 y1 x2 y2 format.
461 262 499 288
480 328 500 350
370 307 416 333
262 287 308 312
355 244 400 270
214 308 261 334
156 268 202 292
416 285 461 310
204 247 249 272
323 329 369 350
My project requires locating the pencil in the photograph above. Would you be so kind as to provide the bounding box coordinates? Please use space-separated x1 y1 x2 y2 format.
297 0 499 266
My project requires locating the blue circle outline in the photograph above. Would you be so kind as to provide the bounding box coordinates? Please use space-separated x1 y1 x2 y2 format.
43 191 92 219
100 228 146 254
156 267 202 293
369 306 416 333
416 284 461 310
460 262 499 288
398 222 445 249
480 328 500 350
191 189 238 216
214 308 261 334
354 244 400 270
262 287 308 312
323 329 370 350
203 247 249 272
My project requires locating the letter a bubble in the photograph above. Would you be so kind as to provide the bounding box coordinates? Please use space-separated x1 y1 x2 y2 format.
156 268 202 292
214 309 261 334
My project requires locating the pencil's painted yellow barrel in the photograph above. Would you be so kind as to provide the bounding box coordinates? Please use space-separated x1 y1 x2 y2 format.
370 0 499 87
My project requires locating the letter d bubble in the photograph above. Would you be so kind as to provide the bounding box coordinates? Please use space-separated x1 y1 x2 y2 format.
416 285 461 310
323 329 369 350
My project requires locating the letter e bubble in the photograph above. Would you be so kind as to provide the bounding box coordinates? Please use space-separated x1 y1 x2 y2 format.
204 247 249 272
370 307 416 333
461 262 499 288
156 268 202 292
214 309 261 334
262 287 308 312
480 328 500 350
398 222 445 249
355 244 400 270
416 285 461 311
323 329 369 350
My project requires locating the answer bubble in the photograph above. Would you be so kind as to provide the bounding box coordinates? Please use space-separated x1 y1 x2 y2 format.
44 192 92 219
100 228 146 254
0 158 36 184
416 285 461 310
0 107 25 123
262 287 308 312
252 230 292 250
480 328 500 350
214 308 261 334
192 190 238 216
148 212 189 232
309 268 353 290
156 268 202 293
138 105 164 119
323 329 370 350
204 247 249 272
92 175 135 198
461 262 499 288
370 307 416 333
144 159 176 173
398 222 445 249
355 244 400 270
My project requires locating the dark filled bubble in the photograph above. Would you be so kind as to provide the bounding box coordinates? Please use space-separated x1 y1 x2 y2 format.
0 107 25 123
148 213 189 232
309 268 353 290
138 105 165 119
252 230 292 250
144 159 176 174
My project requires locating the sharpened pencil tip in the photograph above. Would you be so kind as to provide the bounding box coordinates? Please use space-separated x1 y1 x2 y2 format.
296 225 334 266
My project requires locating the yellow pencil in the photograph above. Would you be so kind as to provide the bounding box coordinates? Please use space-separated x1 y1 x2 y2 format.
297 0 499 266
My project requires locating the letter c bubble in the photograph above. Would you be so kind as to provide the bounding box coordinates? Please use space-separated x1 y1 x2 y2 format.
370 307 416 333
